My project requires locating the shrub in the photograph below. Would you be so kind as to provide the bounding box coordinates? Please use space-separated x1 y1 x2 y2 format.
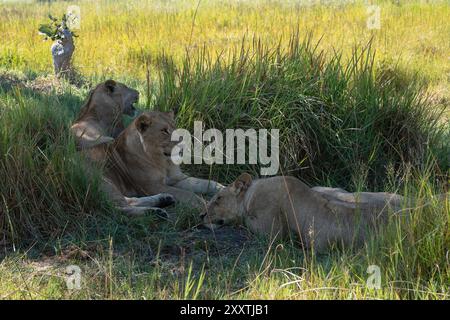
156 34 448 190
0 85 110 245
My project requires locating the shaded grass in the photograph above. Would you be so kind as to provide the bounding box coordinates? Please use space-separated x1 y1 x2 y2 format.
0 181 448 299
0 80 113 245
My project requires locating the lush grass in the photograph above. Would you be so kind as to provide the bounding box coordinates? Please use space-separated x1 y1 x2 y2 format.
0 76 113 245
157 34 448 188
0 0 449 300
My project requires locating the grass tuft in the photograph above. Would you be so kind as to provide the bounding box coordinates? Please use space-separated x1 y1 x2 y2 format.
157 34 448 189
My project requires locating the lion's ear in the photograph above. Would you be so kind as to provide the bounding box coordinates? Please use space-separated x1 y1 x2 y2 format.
105 79 116 93
232 173 252 195
167 110 175 119
136 114 152 133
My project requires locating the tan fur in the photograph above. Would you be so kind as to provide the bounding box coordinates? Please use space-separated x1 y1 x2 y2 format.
82 141 174 217
202 173 406 252
71 80 139 149
82 111 224 214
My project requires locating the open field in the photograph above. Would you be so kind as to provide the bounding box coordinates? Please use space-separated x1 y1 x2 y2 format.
0 0 449 299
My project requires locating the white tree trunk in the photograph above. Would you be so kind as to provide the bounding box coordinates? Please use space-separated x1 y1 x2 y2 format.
50 29 74 76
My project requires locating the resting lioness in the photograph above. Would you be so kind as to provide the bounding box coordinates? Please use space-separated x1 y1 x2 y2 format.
202 173 406 252
84 110 223 214
71 79 139 149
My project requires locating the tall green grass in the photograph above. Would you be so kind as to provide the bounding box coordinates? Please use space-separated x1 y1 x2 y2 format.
157 34 448 189
0 82 111 246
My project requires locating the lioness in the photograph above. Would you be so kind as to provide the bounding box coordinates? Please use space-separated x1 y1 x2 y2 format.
71 79 139 149
84 110 223 214
201 173 406 252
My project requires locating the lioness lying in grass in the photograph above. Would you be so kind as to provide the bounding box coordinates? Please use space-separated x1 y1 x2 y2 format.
71 79 139 149
83 111 223 215
201 173 406 252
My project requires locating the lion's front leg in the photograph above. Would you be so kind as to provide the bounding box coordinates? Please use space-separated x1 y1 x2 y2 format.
171 177 225 195
166 164 224 195
148 184 207 210
125 193 175 208
119 206 169 219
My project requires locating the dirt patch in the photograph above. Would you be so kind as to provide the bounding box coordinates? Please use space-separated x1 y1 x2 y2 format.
128 225 252 265
176 226 250 256
0 69 88 94
0 70 27 90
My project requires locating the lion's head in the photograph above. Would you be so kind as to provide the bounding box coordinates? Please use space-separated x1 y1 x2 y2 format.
201 173 253 229
78 79 139 121
133 111 177 156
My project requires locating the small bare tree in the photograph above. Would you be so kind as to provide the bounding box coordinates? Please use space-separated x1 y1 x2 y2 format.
38 14 77 77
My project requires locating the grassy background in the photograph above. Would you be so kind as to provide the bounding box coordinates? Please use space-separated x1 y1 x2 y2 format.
0 0 449 299
1 0 449 86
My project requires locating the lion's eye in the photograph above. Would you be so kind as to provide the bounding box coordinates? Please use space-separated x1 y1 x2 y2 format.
216 196 222 202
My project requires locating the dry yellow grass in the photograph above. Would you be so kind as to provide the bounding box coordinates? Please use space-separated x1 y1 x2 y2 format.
1 0 449 88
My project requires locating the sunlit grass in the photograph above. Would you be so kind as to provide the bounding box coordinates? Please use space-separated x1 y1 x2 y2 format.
0 0 449 88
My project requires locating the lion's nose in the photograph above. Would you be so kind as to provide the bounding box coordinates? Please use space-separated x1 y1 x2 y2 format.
199 211 207 220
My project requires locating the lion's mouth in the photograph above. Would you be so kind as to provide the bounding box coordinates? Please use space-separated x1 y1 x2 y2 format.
201 214 225 230
125 97 139 116
164 143 178 157
131 98 138 109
